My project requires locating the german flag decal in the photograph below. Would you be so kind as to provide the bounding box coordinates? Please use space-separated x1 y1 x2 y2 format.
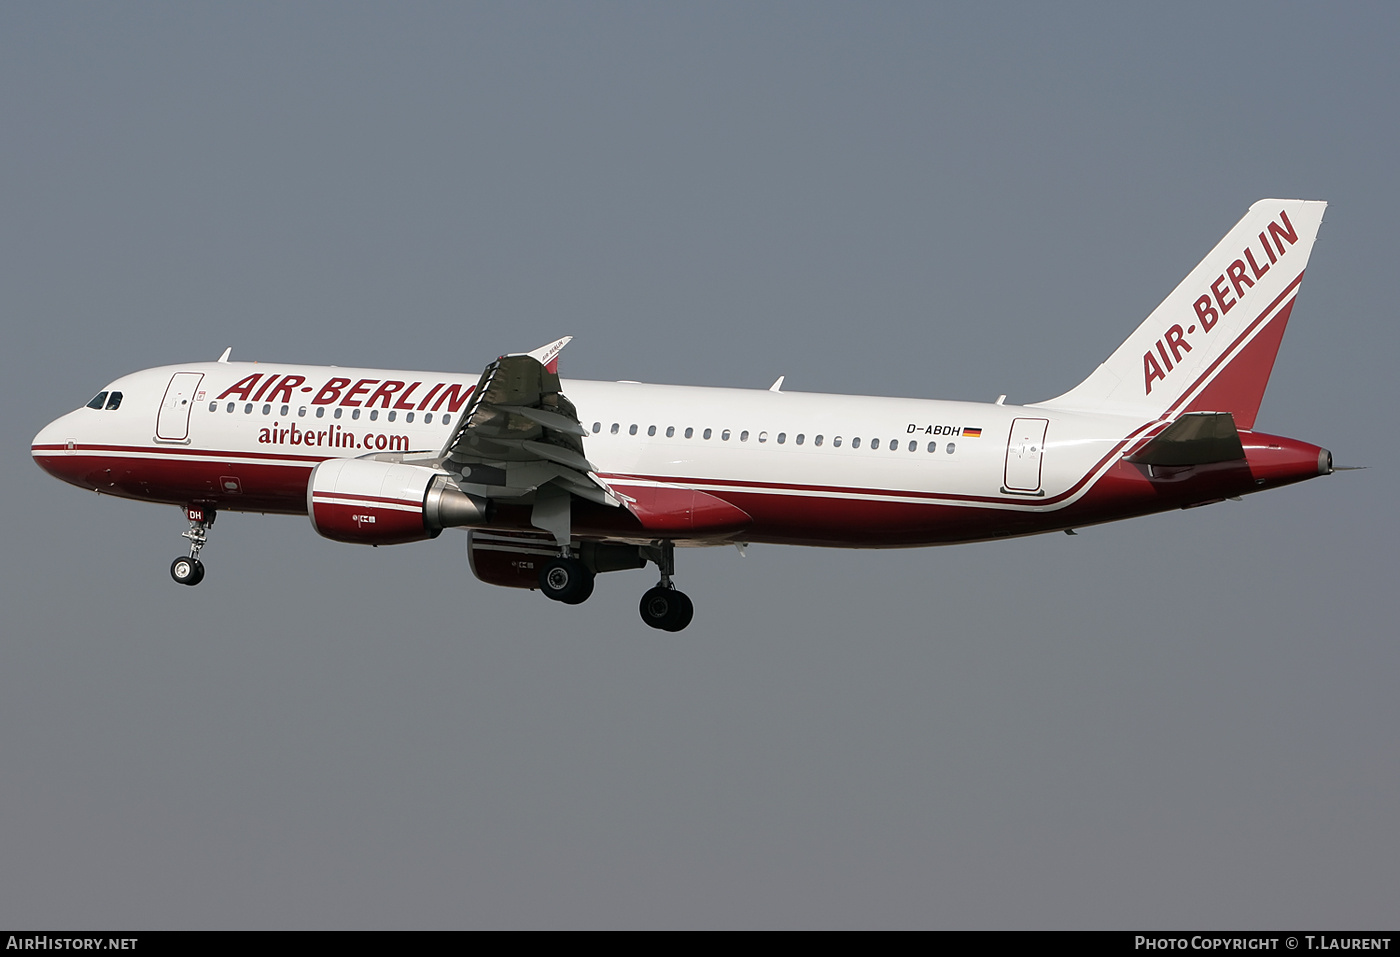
963 427 983 438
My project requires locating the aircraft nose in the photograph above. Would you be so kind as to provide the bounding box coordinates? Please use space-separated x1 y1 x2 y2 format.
33 416 66 457
32 411 89 487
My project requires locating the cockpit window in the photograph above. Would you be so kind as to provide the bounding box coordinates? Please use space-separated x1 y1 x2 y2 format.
105 391 122 410
87 392 109 410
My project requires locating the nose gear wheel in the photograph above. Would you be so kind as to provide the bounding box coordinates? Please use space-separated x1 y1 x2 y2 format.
170 556 205 586
171 506 215 586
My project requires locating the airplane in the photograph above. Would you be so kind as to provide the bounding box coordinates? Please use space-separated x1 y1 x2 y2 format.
32 199 1335 632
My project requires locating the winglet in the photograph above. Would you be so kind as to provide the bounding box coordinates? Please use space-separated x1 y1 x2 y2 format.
520 336 573 375
217 347 232 363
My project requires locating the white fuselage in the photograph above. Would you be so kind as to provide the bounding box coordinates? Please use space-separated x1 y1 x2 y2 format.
33 358 1323 550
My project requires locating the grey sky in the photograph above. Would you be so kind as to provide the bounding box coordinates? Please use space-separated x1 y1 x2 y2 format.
2 3 1395 928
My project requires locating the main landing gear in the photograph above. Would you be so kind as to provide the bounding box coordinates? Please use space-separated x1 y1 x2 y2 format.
538 555 595 605
171 505 214 586
637 541 693 632
639 585 693 633
535 539 695 631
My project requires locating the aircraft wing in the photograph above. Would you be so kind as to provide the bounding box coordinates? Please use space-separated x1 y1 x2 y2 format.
421 337 622 508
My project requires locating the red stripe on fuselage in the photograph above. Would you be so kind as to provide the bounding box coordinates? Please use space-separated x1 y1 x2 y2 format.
34 431 1323 546
32 446 320 515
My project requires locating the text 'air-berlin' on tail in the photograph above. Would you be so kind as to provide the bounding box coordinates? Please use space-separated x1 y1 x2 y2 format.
1035 199 1325 428
32 199 1335 631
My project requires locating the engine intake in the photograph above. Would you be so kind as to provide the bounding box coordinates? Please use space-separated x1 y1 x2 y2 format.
308 458 489 545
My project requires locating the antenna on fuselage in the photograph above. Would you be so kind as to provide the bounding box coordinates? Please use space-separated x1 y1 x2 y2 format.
217 347 232 363
769 376 785 393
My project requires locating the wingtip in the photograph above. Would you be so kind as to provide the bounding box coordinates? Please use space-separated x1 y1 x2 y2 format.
522 336 573 374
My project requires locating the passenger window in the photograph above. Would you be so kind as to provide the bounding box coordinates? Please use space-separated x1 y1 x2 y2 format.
227 402 235 413
611 423 620 434
263 404 272 415
795 434 804 445
386 410 395 421
629 424 638 435
208 402 217 412
423 412 432 423
317 407 325 418
814 435 823 446
777 433 786 444
86 392 108 410
833 436 842 447
703 428 712 439
684 427 694 438
281 405 291 416
852 437 861 449
927 441 936 452
722 429 730 441
369 409 378 421
666 426 675 438
947 442 956 454
908 440 916 452
351 409 361 420
758 431 768 443
647 425 656 436
871 438 880 449
592 422 601 433
245 404 254 414
740 430 749 442
405 412 413 423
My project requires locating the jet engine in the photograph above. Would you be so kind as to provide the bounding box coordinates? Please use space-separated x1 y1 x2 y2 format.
308 458 489 545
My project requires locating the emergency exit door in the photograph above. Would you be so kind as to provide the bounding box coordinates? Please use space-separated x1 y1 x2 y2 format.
1003 417 1049 494
156 372 204 442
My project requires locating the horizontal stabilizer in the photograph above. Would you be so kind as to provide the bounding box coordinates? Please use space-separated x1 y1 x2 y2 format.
1125 412 1245 466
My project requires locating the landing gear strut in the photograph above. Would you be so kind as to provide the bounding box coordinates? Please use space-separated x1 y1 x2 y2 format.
638 541 694 632
171 505 214 586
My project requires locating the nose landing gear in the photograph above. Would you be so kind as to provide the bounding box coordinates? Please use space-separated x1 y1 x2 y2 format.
171 506 214 586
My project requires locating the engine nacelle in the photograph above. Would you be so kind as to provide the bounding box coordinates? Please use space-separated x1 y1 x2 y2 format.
308 458 489 545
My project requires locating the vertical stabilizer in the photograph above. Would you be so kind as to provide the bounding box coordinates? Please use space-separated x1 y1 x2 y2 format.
1032 199 1326 428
